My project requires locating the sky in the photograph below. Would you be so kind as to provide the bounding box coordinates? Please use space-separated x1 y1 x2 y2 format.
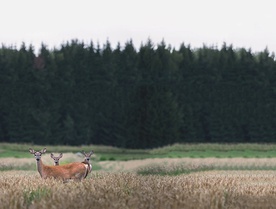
1 0 276 54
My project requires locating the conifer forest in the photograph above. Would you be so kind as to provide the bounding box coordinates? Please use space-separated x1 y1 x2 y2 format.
0 40 275 148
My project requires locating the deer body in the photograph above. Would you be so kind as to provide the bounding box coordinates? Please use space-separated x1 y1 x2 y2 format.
36 161 88 180
30 148 90 181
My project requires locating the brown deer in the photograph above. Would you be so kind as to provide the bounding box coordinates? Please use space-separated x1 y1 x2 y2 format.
29 148 91 182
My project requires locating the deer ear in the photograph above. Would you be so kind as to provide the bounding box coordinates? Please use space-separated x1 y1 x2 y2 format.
50 153 54 158
29 148 35 154
59 153 63 158
42 148 47 154
82 150 86 155
90 151 94 156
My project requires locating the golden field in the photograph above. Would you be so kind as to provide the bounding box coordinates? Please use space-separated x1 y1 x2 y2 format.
1 168 276 208
2 143 276 208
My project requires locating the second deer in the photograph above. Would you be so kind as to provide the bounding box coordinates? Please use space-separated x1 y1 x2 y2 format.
50 153 63 166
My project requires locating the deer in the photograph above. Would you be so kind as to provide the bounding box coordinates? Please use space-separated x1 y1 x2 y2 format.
29 148 92 182
81 151 94 178
50 153 63 166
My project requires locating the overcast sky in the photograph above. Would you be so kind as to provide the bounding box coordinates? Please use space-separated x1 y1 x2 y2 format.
1 0 276 54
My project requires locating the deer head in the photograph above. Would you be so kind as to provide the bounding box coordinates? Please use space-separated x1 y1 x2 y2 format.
50 153 63 166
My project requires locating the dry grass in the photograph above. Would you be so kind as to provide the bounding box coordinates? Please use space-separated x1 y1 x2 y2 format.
2 157 276 208
1 170 276 209
99 157 276 172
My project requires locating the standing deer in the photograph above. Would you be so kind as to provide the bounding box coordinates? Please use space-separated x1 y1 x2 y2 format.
29 148 91 181
50 153 63 166
81 151 94 178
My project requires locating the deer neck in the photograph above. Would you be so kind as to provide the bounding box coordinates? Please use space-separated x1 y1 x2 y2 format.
36 158 46 178
88 163 92 172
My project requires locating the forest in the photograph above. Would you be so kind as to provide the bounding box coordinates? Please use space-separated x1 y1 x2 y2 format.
0 39 275 148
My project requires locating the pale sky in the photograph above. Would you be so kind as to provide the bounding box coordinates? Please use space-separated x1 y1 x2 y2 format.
1 0 276 54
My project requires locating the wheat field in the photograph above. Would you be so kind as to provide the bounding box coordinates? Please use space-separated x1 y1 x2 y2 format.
1 169 276 209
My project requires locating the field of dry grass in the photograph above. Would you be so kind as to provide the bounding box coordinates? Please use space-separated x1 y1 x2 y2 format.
3 155 276 172
1 170 276 209
99 157 276 172
2 147 276 209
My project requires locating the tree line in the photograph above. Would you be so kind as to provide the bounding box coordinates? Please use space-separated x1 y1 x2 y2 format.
0 39 275 148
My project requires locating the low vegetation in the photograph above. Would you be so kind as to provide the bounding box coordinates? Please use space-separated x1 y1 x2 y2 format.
1 143 276 208
2 142 276 173
2 142 276 160
136 158 276 175
1 170 276 209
